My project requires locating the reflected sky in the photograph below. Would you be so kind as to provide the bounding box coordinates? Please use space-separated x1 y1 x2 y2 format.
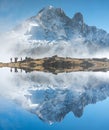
0 69 109 129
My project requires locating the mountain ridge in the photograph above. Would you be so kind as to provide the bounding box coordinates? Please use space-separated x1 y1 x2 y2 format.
11 6 109 58
21 6 108 44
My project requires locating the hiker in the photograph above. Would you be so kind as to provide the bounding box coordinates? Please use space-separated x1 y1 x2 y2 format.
15 57 18 63
10 58 12 63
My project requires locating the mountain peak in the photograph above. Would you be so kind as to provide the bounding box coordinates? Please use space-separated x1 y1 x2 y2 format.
72 12 84 25
39 5 54 12
19 6 109 48
45 5 54 9
37 6 66 18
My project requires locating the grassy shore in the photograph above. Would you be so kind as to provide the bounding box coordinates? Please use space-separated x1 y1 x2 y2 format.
0 56 109 74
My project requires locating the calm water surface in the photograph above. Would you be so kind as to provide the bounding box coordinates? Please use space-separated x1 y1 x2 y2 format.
0 68 109 130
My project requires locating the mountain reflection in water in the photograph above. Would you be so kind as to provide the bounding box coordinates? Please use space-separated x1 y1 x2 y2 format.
0 70 109 124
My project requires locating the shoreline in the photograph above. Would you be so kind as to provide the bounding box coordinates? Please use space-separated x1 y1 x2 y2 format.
0 55 109 74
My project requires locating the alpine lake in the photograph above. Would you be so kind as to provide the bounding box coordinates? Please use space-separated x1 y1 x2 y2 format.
0 56 109 130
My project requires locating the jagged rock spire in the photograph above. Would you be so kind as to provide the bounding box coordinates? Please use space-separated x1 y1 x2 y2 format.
72 12 84 25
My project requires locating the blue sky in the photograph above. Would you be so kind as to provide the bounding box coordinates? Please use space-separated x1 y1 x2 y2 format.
0 0 109 32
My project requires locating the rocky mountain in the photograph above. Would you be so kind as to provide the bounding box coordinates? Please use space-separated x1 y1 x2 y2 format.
9 6 109 58
15 6 109 44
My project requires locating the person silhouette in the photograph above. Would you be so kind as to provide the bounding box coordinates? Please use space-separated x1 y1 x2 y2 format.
10 58 12 63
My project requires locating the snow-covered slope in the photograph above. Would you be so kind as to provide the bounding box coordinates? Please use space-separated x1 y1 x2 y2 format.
16 6 109 44
3 6 109 58
11 6 109 58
